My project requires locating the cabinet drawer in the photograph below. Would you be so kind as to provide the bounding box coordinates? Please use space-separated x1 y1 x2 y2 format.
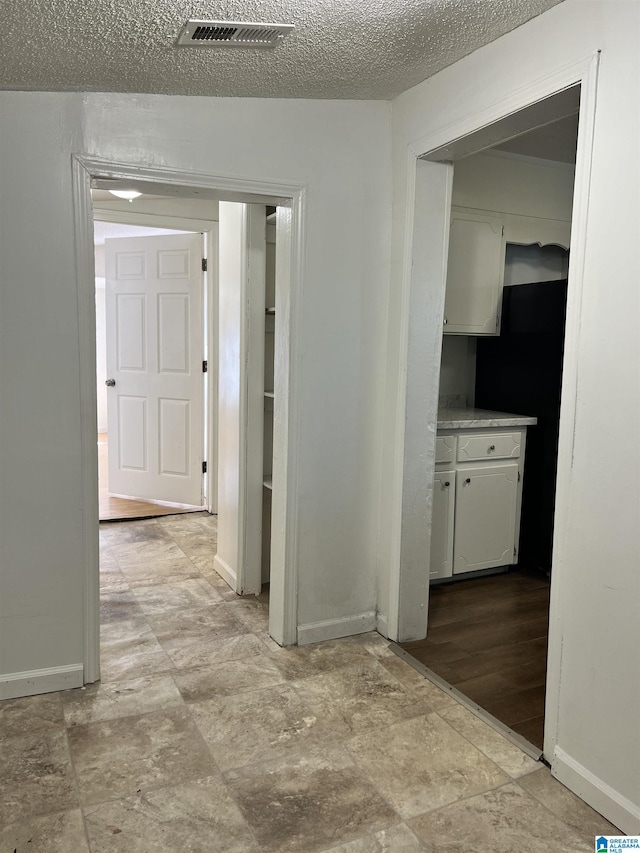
457 432 521 462
435 435 456 464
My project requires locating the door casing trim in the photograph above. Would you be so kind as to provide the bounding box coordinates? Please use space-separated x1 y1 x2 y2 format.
386 52 601 770
72 156 305 682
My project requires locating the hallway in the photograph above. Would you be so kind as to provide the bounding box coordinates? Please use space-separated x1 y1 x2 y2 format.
0 514 617 851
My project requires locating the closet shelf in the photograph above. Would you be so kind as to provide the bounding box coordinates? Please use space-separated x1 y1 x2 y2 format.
263 477 273 490
266 307 276 315
264 391 275 399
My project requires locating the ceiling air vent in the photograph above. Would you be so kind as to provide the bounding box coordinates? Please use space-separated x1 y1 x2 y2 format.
177 20 294 48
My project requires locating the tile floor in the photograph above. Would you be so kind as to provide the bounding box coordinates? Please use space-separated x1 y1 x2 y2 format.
1 512 619 852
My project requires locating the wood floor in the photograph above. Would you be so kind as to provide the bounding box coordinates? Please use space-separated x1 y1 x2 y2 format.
400 569 550 749
98 434 203 521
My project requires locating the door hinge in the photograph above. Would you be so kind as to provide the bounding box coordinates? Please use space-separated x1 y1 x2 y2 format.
518 471 521 482
202 461 207 474
201 258 208 272
202 360 208 373
514 547 517 557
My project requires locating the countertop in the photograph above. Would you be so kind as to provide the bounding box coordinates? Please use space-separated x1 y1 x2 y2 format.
437 407 538 429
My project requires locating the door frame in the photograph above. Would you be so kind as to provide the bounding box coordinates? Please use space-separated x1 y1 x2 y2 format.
387 50 600 765
93 208 219 513
73 156 306 681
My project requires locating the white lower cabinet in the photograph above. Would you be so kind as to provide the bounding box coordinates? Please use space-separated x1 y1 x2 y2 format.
430 428 526 581
453 463 518 573
430 471 455 580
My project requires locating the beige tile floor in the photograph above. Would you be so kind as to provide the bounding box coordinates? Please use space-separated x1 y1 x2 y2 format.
1 512 620 852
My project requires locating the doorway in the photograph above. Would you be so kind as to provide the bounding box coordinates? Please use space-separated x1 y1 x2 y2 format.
389 60 599 763
74 159 303 683
401 126 576 750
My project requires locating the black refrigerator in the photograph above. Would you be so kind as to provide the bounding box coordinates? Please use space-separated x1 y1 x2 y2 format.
475 280 568 573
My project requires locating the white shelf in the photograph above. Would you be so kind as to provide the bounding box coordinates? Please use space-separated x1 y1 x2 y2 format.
266 307 276 315
264 391 274 398
266 212 277 223
263 477 273 490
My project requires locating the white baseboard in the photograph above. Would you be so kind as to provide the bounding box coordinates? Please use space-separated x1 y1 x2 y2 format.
297 611 377 646
0 664 84 700
376 612 389 638
552 746 640 835
213 554 237 591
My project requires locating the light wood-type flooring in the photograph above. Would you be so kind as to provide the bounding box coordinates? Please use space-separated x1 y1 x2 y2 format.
401 569 550 749
99 433 203 521
1 516 617 851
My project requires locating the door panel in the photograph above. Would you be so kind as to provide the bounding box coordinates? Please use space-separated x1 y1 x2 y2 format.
116 294 146 370
118 396 147 470
159 398 191 475
444 210 504 335
453 463 518 573
430 471 455 580
105 233 204 505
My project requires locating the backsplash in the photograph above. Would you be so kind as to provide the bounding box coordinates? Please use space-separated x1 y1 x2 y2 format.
439 394 467 409
439 335 477 407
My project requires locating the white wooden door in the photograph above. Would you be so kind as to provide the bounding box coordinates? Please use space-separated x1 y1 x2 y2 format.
105 233 204 505
453 463 518 573
444 209 505 335
430 471 455 580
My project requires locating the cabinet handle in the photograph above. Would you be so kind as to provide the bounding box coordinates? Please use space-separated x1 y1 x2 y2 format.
444 481 450 487
488 444 496 452
465 478 471 484
443 316 448 325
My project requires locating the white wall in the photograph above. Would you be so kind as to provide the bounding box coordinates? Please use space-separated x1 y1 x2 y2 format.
0 92 391 689
438 336 476 407
380 0 639 830
504 243 568 286
0 95 86 689
94 197 220 221
452 150 575 221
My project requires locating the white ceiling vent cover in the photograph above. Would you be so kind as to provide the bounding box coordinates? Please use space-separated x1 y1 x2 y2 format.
177 20 294 48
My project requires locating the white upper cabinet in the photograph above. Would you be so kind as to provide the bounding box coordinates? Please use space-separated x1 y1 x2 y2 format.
444 208 505 336
442 152 575 338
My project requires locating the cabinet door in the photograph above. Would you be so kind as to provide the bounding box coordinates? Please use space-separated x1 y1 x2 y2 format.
430 471 455 580
453 463 518 573
444 209 504 335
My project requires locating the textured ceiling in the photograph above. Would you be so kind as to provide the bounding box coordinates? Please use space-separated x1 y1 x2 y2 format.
1 0 564 99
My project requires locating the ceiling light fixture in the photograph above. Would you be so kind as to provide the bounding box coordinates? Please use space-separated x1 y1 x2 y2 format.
108 189 142 202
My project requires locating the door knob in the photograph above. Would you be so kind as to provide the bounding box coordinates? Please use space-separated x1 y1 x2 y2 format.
105 378 116 387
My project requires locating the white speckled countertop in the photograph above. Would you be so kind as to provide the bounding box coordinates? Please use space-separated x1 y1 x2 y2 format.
437 407 538 429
